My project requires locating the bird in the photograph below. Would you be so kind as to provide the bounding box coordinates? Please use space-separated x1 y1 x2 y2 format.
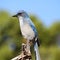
12 10 41 60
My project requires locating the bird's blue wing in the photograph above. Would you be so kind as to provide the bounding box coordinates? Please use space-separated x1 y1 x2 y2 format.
30 24 38 36
28 20 38 37
26 18 38 37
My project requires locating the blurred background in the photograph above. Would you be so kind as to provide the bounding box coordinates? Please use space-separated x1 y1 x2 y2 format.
0 0 60 60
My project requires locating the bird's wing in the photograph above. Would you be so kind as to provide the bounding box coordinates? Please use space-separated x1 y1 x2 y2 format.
30 24 38 36
27 18 38 37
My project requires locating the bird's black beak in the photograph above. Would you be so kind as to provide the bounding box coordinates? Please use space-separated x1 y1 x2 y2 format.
12 14 17 17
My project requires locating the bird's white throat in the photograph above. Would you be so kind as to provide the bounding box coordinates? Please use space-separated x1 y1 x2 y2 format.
18 16 29 27
18 16 24 26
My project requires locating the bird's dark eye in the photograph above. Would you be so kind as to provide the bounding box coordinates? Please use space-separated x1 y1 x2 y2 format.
18 13 22 15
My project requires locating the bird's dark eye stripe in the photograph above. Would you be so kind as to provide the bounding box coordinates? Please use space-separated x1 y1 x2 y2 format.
18 13 22 15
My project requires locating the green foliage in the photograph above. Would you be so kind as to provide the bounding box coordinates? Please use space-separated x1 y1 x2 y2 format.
40 46 60 60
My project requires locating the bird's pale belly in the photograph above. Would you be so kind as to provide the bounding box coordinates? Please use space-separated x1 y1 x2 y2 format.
20 24 35 40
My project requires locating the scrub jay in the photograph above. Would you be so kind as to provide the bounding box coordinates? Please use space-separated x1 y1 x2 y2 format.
12 10 40 60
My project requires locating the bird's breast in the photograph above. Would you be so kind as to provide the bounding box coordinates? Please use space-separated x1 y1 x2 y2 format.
20 21 35 40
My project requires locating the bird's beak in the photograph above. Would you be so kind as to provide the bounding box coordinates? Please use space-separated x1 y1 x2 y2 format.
12 14 17 17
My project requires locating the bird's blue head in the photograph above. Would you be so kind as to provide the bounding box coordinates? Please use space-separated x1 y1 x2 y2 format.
12 10 29 18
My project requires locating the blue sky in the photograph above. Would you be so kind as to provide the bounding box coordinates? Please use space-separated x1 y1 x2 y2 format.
0 0 60 26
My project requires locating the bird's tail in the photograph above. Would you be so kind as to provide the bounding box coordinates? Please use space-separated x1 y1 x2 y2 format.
34 42 41 60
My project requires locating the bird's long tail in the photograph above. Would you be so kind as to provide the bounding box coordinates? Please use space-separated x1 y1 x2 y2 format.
34 42 41 60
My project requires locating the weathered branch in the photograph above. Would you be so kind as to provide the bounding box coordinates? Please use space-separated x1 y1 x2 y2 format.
11 43 32 60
